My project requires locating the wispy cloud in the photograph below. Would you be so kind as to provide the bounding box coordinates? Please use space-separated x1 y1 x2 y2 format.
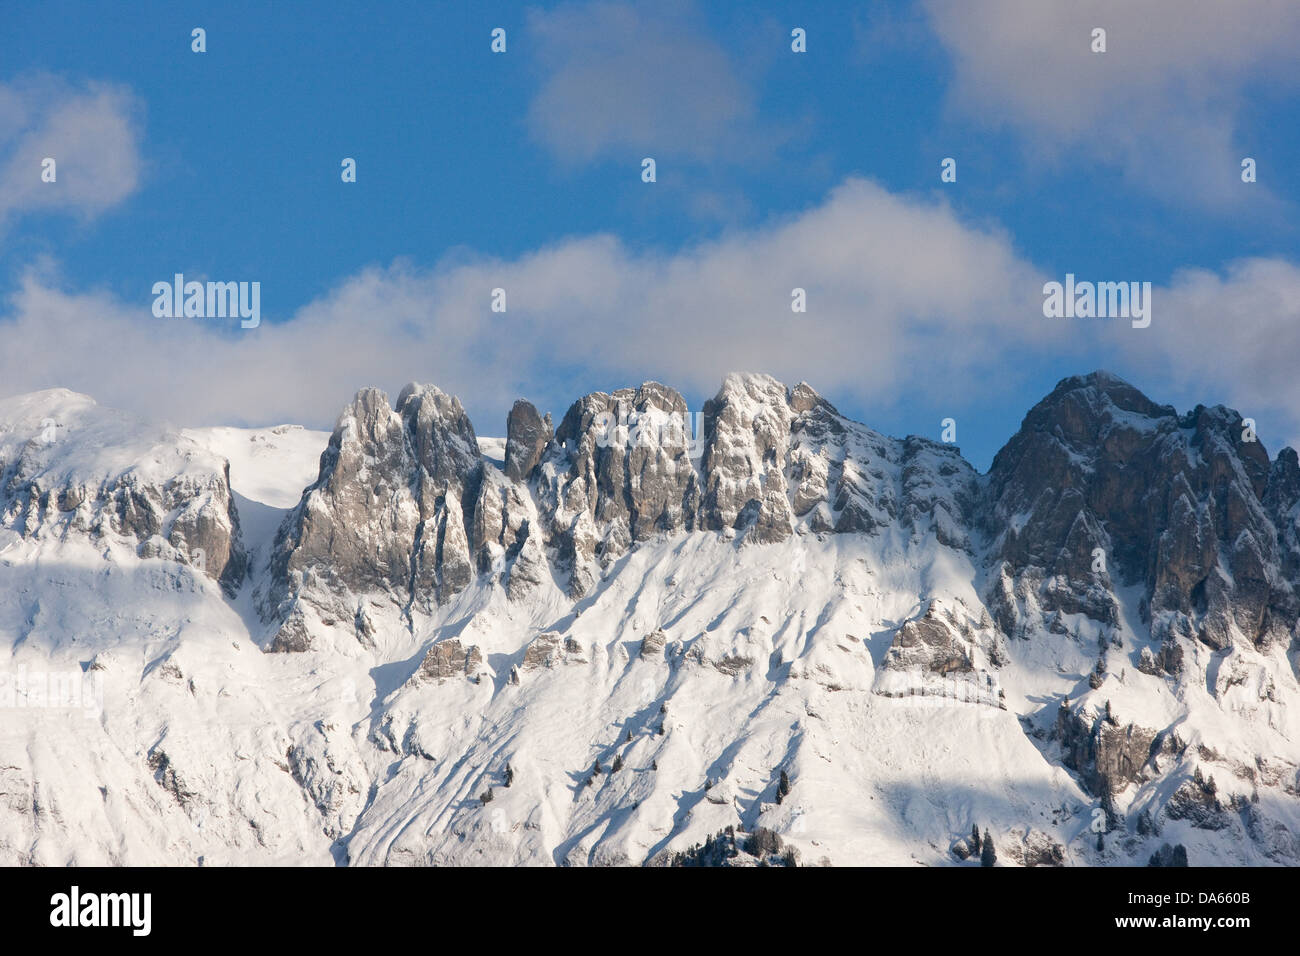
922 0 1300 208
525 0 772 166
0 76 144 224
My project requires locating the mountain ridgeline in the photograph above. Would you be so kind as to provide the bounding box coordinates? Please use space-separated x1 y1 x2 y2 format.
261 370 1298 669
2 370 1298 866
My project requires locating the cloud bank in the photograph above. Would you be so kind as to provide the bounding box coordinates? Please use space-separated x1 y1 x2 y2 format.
1 178 1051 432
4 175 1297 458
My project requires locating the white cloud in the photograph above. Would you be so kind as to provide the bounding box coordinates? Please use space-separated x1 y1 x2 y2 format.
1111 257 1300 449
922 0 1300 205
0 76 143 223
0 178 1054 433
525 0 768 165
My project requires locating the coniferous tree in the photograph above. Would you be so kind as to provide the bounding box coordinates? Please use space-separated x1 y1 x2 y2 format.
970 823 981 854
745 827 782 858
980 829 996 867
612 755 624 772
1148 843 1189 867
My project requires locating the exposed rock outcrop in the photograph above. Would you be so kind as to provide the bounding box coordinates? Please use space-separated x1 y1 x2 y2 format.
0 389 246 594
262 384 481 649
415 638 484 682
873 602 1007 706
985 371 1298 652
536 381 701 596
1055 701 1159 796
503 400 552 482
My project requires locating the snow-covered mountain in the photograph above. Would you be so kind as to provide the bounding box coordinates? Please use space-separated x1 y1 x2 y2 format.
1 372 1298 866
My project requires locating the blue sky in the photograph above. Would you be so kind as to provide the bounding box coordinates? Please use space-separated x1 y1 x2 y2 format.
3 0 1299 470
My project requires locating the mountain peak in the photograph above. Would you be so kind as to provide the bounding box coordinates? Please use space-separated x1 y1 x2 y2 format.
1040 369 1175 421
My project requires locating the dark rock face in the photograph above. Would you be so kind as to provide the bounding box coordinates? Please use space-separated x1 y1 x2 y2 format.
985 371 1298 652
163 466 248 595
699 374 979 550
146 747 196 805
399 383 482 499
1244 802 1300 862
1018 835 1066 868
468 467 541 591
114 467 246 595
997 830 1066 867
1164 777 1229 830
791 390 977 546
503 400 552 482
1055 703 1159 796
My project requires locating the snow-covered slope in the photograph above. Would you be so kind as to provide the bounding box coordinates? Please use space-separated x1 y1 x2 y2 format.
1 374 1298 867
184 424 329 511
181 424 329 584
